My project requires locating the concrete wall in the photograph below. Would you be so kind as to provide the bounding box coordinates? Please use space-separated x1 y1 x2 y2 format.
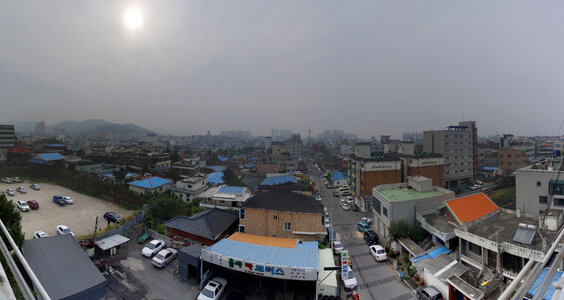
422 269 448 299
516 167 562 216
240 208 325 241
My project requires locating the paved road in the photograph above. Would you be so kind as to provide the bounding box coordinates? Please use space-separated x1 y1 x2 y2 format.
313 174 417 300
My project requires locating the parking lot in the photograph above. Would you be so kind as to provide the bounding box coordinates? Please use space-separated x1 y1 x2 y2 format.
0 181 133 239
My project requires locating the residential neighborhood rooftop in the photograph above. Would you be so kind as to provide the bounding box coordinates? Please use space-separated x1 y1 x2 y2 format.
164 207 238 240
378 187 446 202
260 175 297 186
445 193 499 224
242 190 324 214
127 176 171 189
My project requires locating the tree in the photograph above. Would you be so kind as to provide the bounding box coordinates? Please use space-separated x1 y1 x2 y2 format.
170 150 180 163
76 149 86 157
113 167 128 182
206 149 220 166
223 168 245 186
0 194 24 248
298 179 312 192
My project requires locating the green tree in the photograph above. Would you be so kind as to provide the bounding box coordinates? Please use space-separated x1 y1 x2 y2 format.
0 194 24 248
113 168 128 182
206 149 220 166
170 149 180 163
76 149 86 157
388 219 410 240
298 179 312 192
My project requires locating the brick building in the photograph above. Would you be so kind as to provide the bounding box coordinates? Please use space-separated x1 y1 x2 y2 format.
239 190 326 242
498 147 528 174
164 207 239 246
257 162 280 174
404 154 445 188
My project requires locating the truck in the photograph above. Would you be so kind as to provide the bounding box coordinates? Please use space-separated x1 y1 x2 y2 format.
357 217 373 232
53 195 66 206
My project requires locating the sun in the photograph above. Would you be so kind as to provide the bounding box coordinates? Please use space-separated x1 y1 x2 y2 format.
124 7 142 30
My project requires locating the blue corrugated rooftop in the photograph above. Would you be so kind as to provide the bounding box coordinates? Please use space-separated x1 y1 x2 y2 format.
207 166 226 172
332 172 347 181
218 186 245 194
37 153 65 161
207 172 224 184
128 176 171 189
204 238 318 270
528 267 563 299
261 175 297 186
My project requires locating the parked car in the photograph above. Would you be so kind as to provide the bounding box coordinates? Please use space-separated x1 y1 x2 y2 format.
29 184 40 190
363 230 379 245
104 212 121 223
56 225 74 237
34 231 48 239
333 191 339 197
416 285 443 300
142 239 166 258
62 196 74 204
346 196 354 204
1 178 11 183
17 200 30 212
351 203 359 211
470 184 482 190
11 177 21 183
198 277 228 300
339 198 346 205
16 186 27 194
6 189 15 196
339 186 350 191
332 240 344 254
341 190 352 196
26 200 39 209
315 196 322 201
53 195 66 206
369 245 387 261
151 248 178 268
341 203 350 211
341 265 357 291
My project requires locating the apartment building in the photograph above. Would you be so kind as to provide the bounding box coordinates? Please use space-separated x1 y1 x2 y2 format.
498 147 527 174
0 124 16 161
516 159 563 216
423 121 477 187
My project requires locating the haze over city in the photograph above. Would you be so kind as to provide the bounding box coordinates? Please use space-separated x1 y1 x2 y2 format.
2 1 564 137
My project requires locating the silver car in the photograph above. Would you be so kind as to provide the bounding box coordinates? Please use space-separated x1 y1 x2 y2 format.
416 285 443 300
151 248 178 268
6 189 15 196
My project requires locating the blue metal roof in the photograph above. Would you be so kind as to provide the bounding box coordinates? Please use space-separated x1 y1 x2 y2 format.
218 186 245 195
244 163 256 168
207 172 224 184
428 246 451 258
37 153 65 161
483 167 500 171
207 166 226 172
332 172 347 181
204 239 318 270
247 156 257 161
28 158 44 165
261 175 297 186
528 267 563 299
127 176 171 189
218 156 228 162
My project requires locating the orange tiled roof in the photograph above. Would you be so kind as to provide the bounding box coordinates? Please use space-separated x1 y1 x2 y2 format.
227 232 297 248
445 193 499 224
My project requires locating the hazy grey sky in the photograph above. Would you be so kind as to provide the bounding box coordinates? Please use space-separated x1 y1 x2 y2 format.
2 1 564 138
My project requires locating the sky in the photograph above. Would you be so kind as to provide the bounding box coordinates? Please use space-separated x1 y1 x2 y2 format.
1 1 564 138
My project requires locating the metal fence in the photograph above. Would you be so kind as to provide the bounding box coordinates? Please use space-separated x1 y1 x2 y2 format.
96 211 145 241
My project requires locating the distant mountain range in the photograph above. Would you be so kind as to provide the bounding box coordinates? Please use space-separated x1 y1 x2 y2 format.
11 119 153 136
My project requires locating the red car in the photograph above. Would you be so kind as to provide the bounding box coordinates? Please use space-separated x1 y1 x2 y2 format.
26 200 39 210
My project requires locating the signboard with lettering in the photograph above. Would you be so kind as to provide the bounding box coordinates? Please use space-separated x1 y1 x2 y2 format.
410 158 442 167
201 249 317 281
363 161 400 171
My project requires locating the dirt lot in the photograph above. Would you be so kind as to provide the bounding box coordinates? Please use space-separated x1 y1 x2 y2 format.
0 181 133 239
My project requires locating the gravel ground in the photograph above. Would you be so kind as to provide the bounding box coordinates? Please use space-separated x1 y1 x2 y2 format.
0 181 134 239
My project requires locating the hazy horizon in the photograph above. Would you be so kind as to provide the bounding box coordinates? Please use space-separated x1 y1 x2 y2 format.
2 1 564 138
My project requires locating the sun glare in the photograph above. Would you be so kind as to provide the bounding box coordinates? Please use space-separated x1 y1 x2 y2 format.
124 7 142 30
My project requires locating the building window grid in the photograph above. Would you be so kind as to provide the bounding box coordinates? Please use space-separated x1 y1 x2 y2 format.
283 222 292 231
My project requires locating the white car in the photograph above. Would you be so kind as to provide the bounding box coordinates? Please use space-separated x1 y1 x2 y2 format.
198 277 227 300
6 189 15 196
142 239 165 257
1 178 11 183
342 203 350 211
17 200 30 212
30 184 40 190
62 196 74 204
341 265 357 290
339 199 346 205
16 187 27 194
346 196 354 204
56 225 74 237
11 177 21 183
34 231 48 239
332 240 344 254
470 184 482 190
315 196 322 201
369 245 387 261
152 248 178 268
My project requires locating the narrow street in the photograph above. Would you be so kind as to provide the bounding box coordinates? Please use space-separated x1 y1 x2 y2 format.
313 174 417 300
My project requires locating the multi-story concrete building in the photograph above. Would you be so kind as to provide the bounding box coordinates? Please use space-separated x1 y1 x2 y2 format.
271 142 287 156
372 176 454 238
198 185 252 211
516 159 563 216
510 139 536 161
239 190 326 242
174 176 208 202
0 124 16 161
171 157 202 176
498 147 527 174
423 121 477 187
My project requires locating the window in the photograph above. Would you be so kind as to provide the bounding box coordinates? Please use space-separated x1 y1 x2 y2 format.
272 215 278 220
283 222 292 231
539 196 548 204
550 181 564 196
321 215 325 226
383 207 388 217
537 181 541 187
468 241 482 256
508 154 512 158
240 209 245 219
238 225 245 233
556 199 564 207
373 199 381 214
